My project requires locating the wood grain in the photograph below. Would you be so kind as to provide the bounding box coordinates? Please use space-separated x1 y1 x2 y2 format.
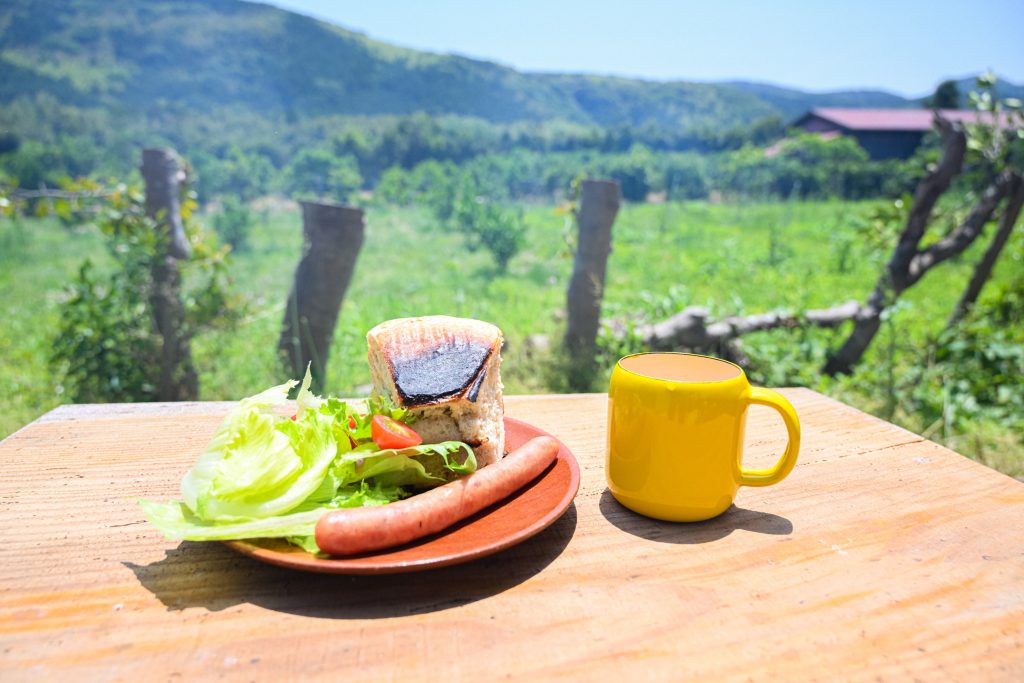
1 390 1022 682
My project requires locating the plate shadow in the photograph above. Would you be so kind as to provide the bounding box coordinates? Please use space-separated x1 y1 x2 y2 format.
599 489 792 544
124 503 577 619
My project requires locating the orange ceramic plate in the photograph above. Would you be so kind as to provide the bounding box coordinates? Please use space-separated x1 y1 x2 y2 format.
223 417 580 574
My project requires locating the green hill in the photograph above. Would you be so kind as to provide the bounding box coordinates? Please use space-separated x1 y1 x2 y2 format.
0 0 941 131
0 0 769 129
724 81 912 120
1 0 1019 196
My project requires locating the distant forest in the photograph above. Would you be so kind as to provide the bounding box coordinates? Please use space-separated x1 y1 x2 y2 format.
1 0 1020 202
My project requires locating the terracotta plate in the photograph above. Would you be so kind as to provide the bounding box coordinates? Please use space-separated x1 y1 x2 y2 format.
223 417 580 574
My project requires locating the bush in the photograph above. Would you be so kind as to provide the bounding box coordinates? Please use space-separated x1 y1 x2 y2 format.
595 144 657 201
213 197 253 253
662 153 709 199
51 181 240 402
911 270 1024 434
439 174 526 272
374 166 412 206
192 147 275 202
284 148 362 202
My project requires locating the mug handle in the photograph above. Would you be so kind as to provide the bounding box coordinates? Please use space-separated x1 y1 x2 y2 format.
738 387 801 487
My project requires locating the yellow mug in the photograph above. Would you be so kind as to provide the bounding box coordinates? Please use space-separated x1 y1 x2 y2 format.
606 352 800 522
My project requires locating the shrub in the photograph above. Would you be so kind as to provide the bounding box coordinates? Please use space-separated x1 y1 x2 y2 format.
450 190 526 273
51 181 241 402
284 148 362 202
430 173 526 272
213 197 253 253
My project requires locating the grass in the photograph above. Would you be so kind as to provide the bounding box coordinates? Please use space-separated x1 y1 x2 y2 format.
1 199 1020 477
0 217 106 435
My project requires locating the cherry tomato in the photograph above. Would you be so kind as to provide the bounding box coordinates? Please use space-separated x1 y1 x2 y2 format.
348 416 357 429
371 414 422 450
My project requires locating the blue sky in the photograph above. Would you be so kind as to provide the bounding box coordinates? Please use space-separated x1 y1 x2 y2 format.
264 0 1023 96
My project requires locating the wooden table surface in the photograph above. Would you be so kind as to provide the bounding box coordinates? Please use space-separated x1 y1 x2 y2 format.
1 390 1023 682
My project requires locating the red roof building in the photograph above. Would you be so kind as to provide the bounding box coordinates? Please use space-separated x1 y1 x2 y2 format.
792 108 1012 160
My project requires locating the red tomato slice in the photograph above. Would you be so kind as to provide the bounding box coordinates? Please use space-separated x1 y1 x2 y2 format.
371 414 422 450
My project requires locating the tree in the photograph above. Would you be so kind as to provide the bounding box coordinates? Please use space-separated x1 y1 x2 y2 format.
947 175 1024 328
193 147 275 202
284 148 362 203
449 181 527 273
616 80 1023 377
825 78 1023 374
41 157 240 403
927 80 961 110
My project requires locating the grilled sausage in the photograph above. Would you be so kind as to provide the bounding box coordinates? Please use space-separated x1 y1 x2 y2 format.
314 436 559 556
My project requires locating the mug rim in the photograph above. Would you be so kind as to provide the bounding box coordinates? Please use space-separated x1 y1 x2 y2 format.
616 351 745 384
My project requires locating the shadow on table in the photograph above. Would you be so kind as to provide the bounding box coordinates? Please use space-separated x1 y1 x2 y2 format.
124 503 576 619
599 489 792 543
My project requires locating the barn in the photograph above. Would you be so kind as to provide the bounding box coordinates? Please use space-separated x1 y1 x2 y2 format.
791 108 1006 160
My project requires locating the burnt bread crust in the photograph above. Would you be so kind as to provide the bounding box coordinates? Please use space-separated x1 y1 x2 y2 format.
367 316 506 468
389 338 492 407
367 316 502 408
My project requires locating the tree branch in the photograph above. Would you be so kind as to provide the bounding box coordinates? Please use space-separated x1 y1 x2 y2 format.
947 172 1024 327
633 301 862 352
825 115 981 376
907 170 1016 284
889 116 967 290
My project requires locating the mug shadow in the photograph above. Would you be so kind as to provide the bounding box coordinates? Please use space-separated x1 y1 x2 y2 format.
598 489 792 544
124 503 577 619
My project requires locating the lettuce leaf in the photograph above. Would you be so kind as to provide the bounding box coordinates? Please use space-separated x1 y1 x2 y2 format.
179 369 339 522
139 372 477 550
141 481 407 548
139 500 327 541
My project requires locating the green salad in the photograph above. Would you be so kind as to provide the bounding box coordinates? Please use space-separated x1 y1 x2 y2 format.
140 371 475 553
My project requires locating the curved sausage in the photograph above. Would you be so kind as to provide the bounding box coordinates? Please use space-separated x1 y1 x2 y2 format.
314 436 559 556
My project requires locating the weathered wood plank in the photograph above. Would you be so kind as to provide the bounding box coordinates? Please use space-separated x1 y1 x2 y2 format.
0 390 1021 682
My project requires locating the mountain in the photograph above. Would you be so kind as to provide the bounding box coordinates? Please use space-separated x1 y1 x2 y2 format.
5 0 1003 135
0 0 775 130
951 76 1024 106
723 81 913 120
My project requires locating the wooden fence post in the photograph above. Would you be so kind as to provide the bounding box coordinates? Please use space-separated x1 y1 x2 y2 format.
564 179 621 389
141 147 198 401
278 200 365 390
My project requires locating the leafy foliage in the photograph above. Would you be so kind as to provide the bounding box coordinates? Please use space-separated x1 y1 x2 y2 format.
443 175 527 273
5 0 999 204
920 255 1024 433
284 149 362 203
925 80 961 110
213 197 253 253
48 181 241 402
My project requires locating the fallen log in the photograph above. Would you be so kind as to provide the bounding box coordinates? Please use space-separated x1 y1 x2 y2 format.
634 300 863 352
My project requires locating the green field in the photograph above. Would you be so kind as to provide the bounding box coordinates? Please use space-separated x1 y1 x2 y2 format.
2 199 1020 476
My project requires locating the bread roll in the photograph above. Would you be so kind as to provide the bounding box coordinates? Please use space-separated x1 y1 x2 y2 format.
367 316 505 468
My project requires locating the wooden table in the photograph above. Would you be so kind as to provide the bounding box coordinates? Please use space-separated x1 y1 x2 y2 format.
2 390 1023 681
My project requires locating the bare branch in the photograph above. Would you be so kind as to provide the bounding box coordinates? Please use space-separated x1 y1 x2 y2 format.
908 170 1016 284
632 300 863 352
948 172 1024 327
826 115 988 376
890 116 967 288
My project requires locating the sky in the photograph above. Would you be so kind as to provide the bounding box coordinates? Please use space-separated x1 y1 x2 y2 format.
264 0 1023 97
